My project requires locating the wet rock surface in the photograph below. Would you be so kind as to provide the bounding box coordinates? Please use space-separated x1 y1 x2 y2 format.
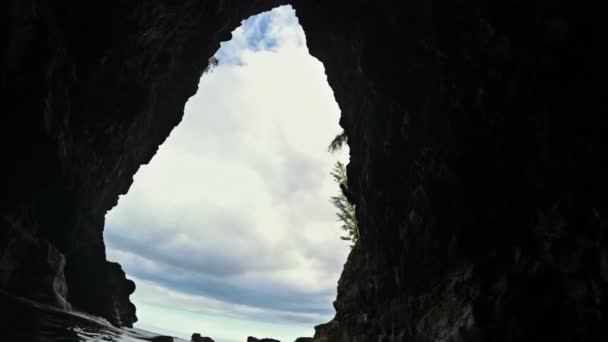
1 0 607 341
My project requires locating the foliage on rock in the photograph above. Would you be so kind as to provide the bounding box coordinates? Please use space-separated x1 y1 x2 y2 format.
330 161 358 246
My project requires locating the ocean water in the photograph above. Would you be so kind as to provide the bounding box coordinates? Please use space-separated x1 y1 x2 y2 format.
0 294 188 342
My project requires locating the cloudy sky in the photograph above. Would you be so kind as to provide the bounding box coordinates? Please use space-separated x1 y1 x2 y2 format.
105 6 350 342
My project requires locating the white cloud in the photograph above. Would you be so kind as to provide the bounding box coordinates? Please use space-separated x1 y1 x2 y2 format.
105 5 349 341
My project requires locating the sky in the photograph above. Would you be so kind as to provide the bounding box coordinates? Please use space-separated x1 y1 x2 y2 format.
104 6 350 342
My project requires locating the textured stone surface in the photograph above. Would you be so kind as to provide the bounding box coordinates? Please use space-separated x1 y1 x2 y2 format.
1 0 284 327
1 0 607 340
0 219 71 310
297 1 608 341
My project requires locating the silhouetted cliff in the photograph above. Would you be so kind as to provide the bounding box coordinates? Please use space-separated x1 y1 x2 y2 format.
1 0 606 340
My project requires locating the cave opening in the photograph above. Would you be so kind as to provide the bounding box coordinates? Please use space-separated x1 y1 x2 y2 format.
104 6 349 342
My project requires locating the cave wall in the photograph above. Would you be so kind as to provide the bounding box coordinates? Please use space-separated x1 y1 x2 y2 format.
2 0 607 340
294 1 608 341
1 0 285 326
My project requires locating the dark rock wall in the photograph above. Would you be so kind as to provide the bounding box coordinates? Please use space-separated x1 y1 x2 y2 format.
1 0 284 326
1 0 607 340
294 1 607 341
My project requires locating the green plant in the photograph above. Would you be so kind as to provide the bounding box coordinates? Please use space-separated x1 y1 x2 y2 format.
328 130 358 246
330 161 358 246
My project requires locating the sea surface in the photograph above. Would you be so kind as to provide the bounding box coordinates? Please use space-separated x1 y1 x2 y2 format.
0 293 188 342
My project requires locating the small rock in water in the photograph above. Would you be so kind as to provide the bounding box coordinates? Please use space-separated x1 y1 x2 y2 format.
191 332 215 342
247 337 280 342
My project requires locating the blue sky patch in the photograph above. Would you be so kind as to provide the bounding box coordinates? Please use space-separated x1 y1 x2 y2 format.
214 5 301 66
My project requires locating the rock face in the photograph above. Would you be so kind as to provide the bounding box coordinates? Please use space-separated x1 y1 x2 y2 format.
298 1 607 340
1 0 284 327
1 221 71 310
1 0 607 341
299 1 607 341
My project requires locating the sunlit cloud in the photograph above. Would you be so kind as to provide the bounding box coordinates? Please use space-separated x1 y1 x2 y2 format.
105 5 349 342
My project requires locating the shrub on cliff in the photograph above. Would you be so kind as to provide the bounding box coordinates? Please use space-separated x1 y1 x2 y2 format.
328 131 358 246
330 161 359 246
327 131 347 153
